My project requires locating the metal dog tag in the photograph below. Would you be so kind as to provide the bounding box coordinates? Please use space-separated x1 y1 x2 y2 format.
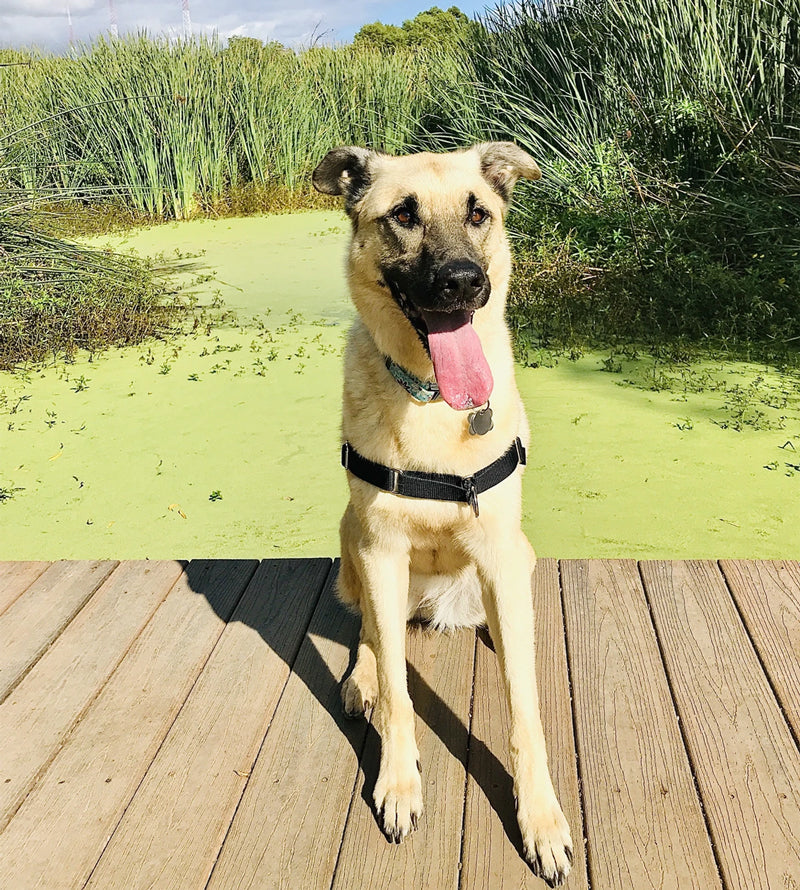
468 403 494 436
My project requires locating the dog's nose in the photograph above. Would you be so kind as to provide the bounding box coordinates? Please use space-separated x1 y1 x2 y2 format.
435 261 486 306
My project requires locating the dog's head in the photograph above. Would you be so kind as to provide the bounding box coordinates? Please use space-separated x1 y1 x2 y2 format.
313 143 540 409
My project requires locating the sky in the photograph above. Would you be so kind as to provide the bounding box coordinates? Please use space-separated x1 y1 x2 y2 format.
0 1 496 52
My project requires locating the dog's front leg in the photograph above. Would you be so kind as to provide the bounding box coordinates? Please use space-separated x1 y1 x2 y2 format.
357 539 423 842
475 530 573 887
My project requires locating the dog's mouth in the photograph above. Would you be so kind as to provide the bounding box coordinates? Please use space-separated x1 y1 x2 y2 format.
388 283 493 411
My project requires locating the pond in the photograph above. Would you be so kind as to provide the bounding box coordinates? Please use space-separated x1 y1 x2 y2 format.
0 212 797 559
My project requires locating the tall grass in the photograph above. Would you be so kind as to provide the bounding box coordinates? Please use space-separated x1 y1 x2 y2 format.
2 5 798 351
0 36 461 219
441 0 799 196
0 135 195 369
436 0 800 352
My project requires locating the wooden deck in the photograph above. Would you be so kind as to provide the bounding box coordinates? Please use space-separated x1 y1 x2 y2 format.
0 559 798 889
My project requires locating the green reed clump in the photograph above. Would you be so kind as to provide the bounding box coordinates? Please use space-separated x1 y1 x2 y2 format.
0 37 461 220
437 0 800 352
3 11 798 353
0 183 193 369
453 0 799 182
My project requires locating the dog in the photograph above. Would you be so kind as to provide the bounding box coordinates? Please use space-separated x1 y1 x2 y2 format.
313 143 572 886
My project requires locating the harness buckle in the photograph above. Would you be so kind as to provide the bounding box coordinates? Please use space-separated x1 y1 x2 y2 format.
463 476 480 518
390 468 400 493
514 437 526 466
341 442 350 470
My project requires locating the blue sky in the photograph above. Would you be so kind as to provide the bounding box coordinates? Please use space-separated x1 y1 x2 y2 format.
0 1 498 52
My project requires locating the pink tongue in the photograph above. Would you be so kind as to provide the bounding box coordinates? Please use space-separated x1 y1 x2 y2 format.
423 310 493 411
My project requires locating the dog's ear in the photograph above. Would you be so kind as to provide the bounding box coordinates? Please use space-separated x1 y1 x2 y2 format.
312 146 374 210
475 142 542 202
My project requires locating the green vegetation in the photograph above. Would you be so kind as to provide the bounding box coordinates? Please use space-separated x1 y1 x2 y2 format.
1 0 798 357
353 6 472 51
447 0 800 356
0 33 452 367
1 216 797 558
0 170 196 369
0 36 458 220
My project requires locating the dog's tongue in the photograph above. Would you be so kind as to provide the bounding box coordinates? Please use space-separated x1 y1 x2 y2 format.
422 309 493 410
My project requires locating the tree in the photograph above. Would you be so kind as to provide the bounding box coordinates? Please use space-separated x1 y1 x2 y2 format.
224 36 287 62
402 6 470 46
353 22 409 51
353 6 471 51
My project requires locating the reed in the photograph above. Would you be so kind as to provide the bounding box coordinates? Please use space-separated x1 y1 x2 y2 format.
438 0 800 350
439 0 799 191
1 3 797 349
0 37 459 219
0 139 193 368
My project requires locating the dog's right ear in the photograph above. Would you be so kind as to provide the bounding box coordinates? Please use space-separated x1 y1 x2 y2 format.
312 147 374 210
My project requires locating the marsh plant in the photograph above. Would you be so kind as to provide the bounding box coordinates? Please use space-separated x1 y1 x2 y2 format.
0 37 459 220
1 0 798 353
441 0 800 354
0 146 197 368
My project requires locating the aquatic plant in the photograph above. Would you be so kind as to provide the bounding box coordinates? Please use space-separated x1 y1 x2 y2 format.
1 3 798 351
438 0 800 354
0 37 460 220
0 143 195 368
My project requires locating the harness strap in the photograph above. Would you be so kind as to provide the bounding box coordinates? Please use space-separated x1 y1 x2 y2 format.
341 438 526 517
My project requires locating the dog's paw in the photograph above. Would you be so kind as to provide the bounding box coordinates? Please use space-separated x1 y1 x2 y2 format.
373 758 423 843
341 670 378 718
518 796 573 887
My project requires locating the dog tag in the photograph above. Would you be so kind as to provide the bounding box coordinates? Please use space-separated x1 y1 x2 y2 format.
468 403 494 436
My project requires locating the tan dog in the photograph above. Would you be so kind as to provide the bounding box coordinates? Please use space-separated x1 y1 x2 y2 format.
313 143 572 886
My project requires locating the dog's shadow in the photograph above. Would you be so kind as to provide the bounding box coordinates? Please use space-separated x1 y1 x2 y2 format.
186 558 526 859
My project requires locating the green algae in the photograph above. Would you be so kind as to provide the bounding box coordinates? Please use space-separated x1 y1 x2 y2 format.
519 354 799 558
101 211 352 322
0 213 797 559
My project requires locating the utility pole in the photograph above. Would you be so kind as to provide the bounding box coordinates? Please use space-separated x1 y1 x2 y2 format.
108 0 118 38
66 0 75 46
182 0 192 39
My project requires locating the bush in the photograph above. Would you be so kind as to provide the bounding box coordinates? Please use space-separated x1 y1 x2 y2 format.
436 0 800 351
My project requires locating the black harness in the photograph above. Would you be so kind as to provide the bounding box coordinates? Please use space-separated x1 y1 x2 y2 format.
341 437 526 517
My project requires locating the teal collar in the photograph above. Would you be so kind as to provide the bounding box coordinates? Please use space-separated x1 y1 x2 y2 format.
385 357 440 403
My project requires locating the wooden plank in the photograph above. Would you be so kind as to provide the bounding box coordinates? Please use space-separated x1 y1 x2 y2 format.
719 559 800 741
331 621 475 890
561 559 721 889
640 560 800 890
461 558 589 889
0 561 50 615
0 560 185 829
207 562 367 890
0 559 118 702
84 558 332 890
0 559 257 890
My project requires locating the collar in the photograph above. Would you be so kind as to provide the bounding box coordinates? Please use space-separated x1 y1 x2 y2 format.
385 357 440 403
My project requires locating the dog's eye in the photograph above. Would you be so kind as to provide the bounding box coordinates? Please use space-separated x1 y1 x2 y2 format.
392 207 415 227
469 207 488 226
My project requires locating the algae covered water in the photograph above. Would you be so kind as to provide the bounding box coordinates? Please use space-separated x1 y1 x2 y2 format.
0 212 797 559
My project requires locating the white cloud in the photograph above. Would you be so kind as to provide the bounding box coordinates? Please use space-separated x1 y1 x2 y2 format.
1 0 99 17
0 0 403 50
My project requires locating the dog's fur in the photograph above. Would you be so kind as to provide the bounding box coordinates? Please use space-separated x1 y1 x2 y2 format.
313 143 573 886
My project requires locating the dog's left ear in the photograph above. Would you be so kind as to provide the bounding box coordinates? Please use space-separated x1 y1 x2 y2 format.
475 142 542 202
312 146 374 211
